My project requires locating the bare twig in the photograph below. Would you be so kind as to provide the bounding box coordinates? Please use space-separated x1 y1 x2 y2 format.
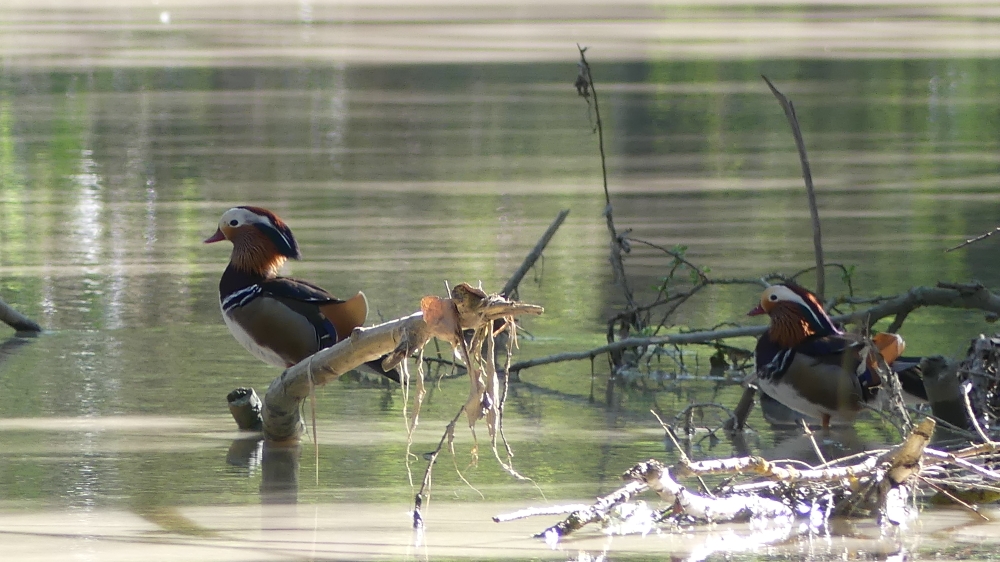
413 405 466 529
946 226 1000 252
762 75 824 299
502 209 571 299
577 45 638 362
917 475 990 521
963 382 994 445
799 419 827 465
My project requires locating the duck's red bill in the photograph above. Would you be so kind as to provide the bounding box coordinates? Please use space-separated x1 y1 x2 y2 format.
747 305 765 316
204 228 226 243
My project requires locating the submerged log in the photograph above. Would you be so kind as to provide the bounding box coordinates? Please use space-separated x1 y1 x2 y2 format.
0 297 41 334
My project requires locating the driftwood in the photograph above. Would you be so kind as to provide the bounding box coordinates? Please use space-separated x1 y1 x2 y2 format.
497 418 982 541
499 332 1000 542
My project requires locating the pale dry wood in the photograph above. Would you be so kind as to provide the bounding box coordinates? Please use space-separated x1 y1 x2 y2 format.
626 459 793 521
533 480 648 539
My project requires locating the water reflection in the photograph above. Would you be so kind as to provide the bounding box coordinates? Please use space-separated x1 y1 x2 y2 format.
4 1 1000 559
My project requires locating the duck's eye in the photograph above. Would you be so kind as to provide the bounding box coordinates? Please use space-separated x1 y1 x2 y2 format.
229 219 239 227
769 294 778 301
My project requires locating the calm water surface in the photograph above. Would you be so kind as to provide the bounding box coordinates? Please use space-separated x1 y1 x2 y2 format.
3 1 1000 560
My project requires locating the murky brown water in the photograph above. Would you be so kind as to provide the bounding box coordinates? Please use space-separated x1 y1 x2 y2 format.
4 1 1000 560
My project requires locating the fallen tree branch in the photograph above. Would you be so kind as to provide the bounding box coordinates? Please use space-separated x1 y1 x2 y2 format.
533 480 648 541
627 459 793 521
832 282 1000 329
508 324 766 373
499 419 944 540
509 282 1000 374
245 284 542 441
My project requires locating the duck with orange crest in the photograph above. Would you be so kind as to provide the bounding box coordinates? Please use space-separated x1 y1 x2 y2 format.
205 206 398 382
749 283 906 428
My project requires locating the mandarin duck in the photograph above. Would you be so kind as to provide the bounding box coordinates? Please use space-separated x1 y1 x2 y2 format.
205 206 398 382
749 283 905 428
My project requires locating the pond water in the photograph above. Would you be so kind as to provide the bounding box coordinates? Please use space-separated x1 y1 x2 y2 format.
4 1 1000 560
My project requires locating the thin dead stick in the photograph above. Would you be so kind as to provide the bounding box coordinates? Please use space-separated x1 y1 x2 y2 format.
413 405 467 529
946 226 1000 252
651 409 712 496
762 75 824 299
924 448 1000 480
963 383 993 445
502 209 570 298
577 45 637 317
799 419 827 465
493 504 592 523
917 475 990 521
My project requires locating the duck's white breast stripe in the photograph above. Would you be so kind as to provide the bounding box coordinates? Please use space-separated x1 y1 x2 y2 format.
222 285 262 312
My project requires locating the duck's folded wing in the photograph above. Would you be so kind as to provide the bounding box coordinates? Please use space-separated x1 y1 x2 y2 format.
261 277 342 304
260 277 368 343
